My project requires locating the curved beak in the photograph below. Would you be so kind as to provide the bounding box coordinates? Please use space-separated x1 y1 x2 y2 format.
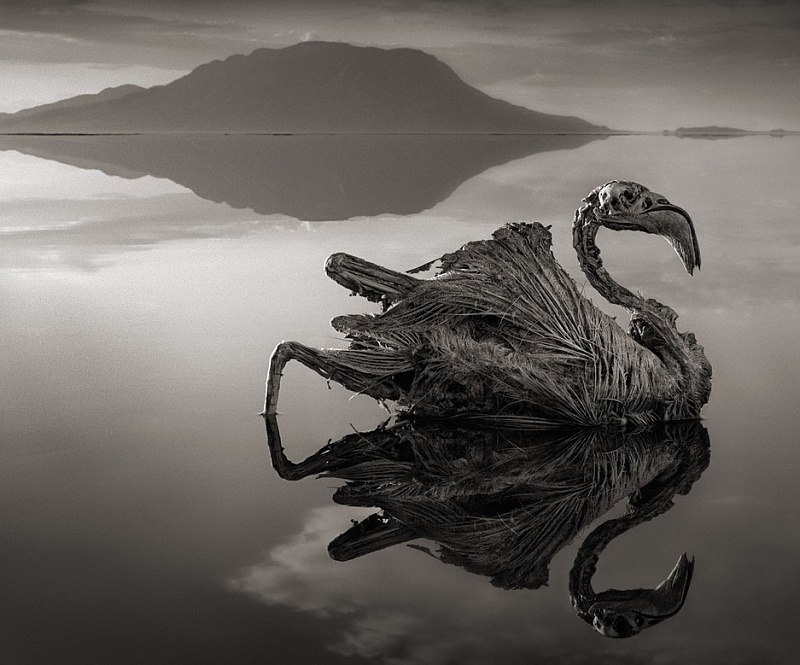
598 197 701 275
646 204 702 275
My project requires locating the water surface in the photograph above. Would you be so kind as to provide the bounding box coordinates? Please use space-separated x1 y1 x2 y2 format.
1 135 798 664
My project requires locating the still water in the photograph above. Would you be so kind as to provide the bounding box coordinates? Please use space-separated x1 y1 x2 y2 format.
1 135 798 664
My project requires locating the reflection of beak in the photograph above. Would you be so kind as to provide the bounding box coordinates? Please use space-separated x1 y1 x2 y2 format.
587 552 695 634
640 552 695 620
646 205 701 275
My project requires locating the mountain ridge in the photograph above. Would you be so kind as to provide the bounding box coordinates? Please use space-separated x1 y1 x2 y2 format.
0 42 605 134
0 85 145 123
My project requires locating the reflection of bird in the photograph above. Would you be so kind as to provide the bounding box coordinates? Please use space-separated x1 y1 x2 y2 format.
264 416 710 637
264 181 711 426
569 424 710 638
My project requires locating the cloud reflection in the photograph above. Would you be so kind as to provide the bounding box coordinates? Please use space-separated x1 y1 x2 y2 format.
230 507 544 664
229 505 435 661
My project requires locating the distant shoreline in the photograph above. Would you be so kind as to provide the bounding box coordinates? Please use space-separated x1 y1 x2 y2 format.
1 130 796 137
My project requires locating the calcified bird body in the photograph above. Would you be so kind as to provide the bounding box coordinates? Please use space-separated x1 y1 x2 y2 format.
264 181 711 426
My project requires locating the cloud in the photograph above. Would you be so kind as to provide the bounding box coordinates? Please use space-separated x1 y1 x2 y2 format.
0 1 234 39
227 506 555 664
0 1 249 68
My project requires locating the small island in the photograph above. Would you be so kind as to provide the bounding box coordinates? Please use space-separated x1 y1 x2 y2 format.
663 126 796 139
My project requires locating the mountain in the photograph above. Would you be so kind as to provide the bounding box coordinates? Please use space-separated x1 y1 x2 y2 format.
0 42 604 134
0 85 144 124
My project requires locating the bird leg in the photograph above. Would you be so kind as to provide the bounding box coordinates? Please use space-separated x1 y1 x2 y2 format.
263 340 411 414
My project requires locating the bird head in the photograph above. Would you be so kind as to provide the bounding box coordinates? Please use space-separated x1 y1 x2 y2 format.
577 553 695 638
583 181 701 275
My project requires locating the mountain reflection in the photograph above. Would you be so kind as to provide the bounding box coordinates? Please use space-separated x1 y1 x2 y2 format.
265 416 709 637
0 134 598 221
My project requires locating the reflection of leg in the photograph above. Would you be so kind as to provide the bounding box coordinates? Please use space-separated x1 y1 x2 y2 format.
263 414 304 480
262 414 333 480
263 340 413 414
264 415 396 481
325 252 420 307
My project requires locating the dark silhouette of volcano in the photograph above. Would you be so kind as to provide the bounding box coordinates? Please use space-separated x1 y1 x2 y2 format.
0 133 599 220
0 42 603 134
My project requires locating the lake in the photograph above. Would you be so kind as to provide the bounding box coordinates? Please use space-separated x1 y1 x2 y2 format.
1 134 798 664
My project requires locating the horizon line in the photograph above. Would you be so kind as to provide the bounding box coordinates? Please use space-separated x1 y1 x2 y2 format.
1 130 798 137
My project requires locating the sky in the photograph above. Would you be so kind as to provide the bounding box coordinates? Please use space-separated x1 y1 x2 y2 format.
0 0 798 130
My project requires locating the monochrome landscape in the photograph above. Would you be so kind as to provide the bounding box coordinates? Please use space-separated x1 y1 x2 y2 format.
2 2 799 664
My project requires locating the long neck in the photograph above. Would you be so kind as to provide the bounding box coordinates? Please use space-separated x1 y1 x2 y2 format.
572 203 686 372
572 207 646 312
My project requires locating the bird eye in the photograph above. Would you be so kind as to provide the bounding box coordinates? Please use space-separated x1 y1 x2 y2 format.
623 190 634 201
611 616 634 636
